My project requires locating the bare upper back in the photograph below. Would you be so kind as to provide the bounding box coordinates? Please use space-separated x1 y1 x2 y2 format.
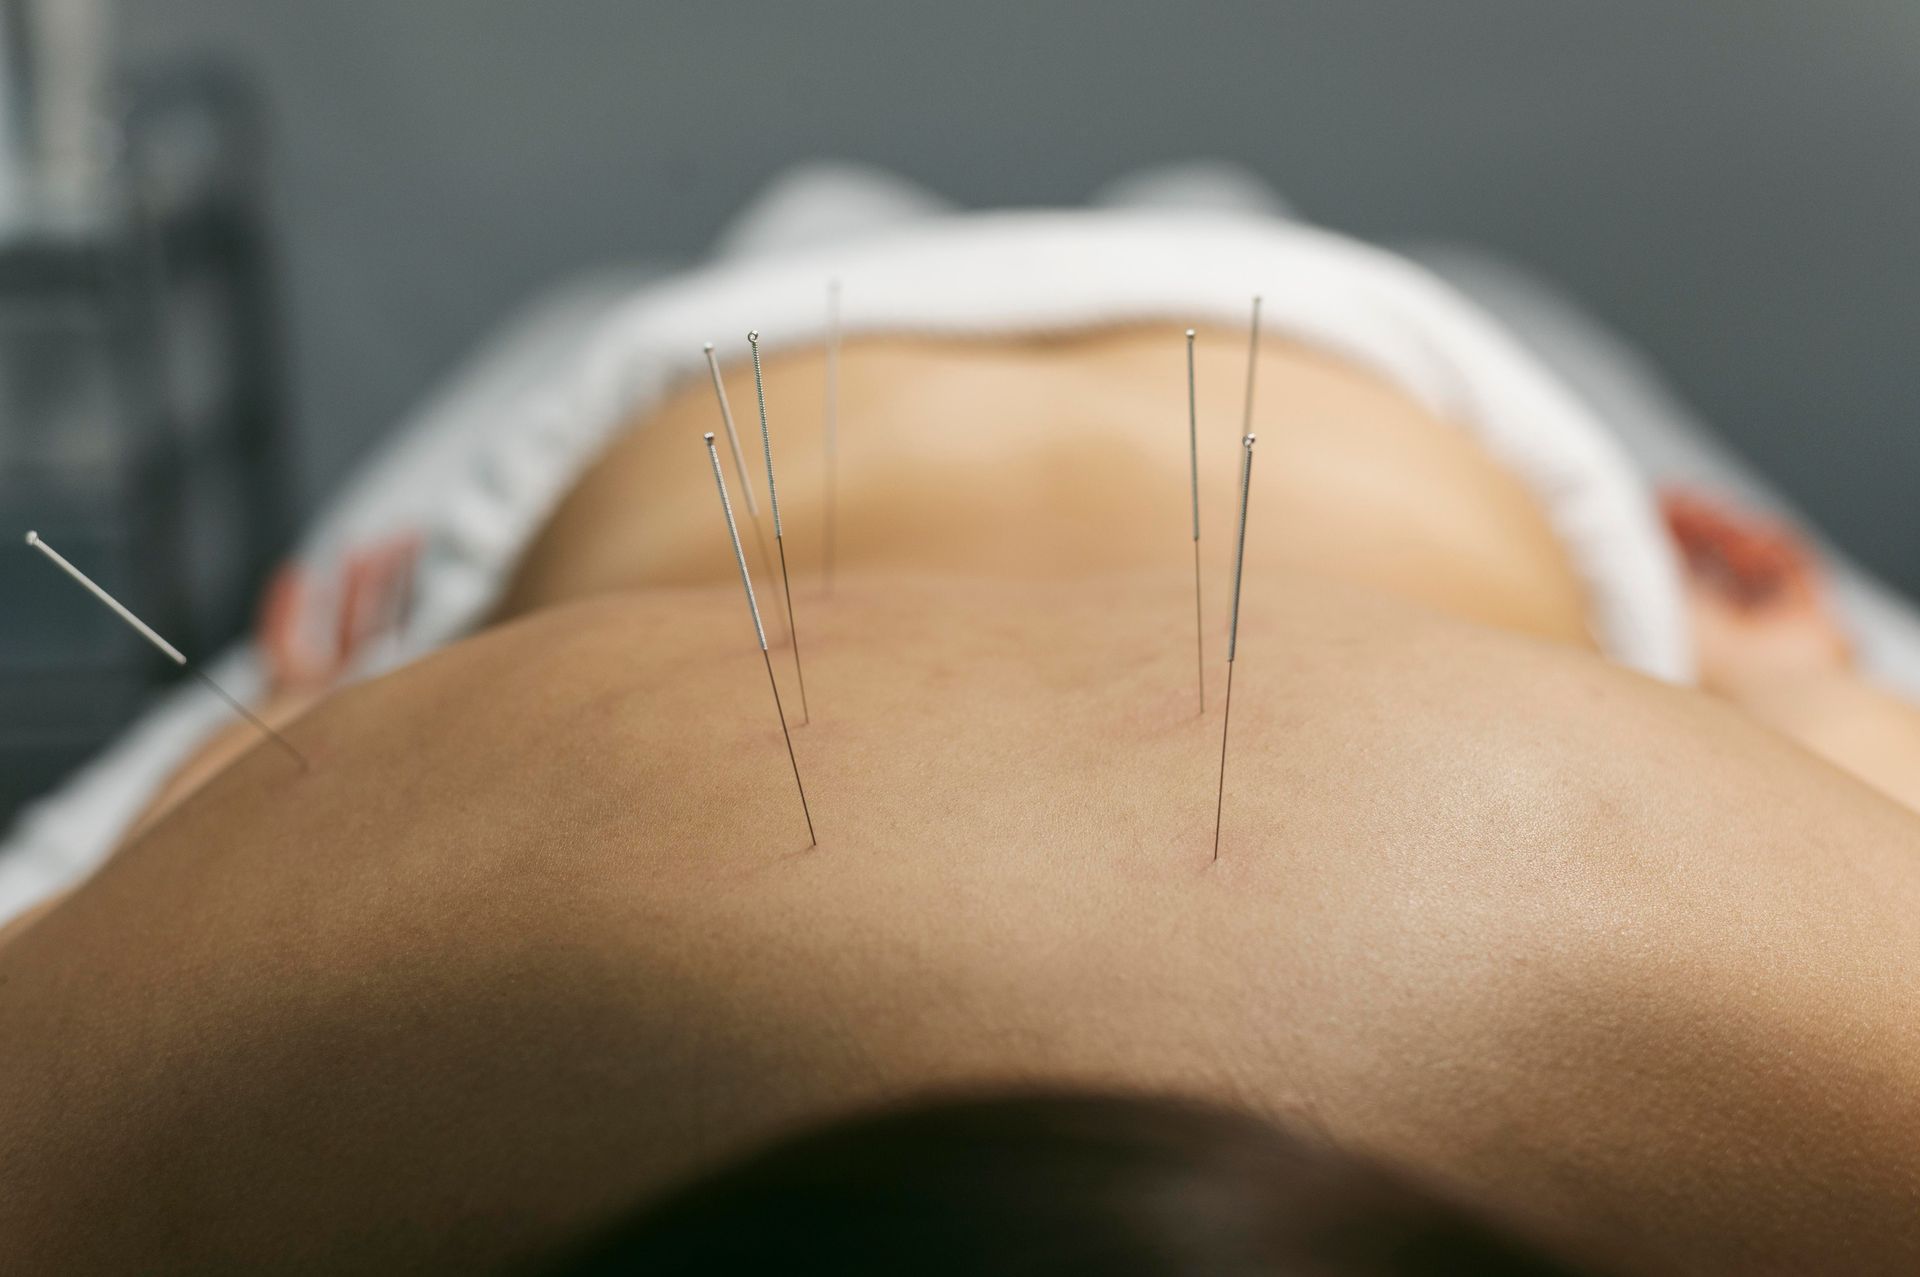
3 572 1918 1273
497 327 1593 651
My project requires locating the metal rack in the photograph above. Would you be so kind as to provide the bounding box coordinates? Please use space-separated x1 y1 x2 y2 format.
0 63 288 825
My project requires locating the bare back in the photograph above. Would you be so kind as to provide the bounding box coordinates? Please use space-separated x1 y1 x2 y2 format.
4 572 1918 1273
4 330 1918 1274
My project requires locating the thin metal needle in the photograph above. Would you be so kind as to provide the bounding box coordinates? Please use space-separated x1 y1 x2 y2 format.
1213 434 1256 861
747 329 810 726
1185 328 1204 714
704 434 815 846
1241 294 1262 438
704 342 782 632
823 280 841 596
24 530 309 770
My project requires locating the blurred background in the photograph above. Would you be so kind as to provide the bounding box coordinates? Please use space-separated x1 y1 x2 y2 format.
2 0 1916 821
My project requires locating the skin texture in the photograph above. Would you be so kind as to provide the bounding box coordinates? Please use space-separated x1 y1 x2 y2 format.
4 331 1919 1273
3 576 1919 1274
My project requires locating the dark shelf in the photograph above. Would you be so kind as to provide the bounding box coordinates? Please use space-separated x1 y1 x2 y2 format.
0 62 288 835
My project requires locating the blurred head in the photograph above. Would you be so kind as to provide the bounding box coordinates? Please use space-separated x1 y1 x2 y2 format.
542 1091 1603 1276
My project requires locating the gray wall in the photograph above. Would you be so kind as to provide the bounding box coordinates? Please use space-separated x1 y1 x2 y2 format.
123 1 1920 592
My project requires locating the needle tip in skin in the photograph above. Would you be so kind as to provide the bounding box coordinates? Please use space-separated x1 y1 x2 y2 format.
1214 432 1259 861
26 529 309 769
704 430 815 845
745 327 810 723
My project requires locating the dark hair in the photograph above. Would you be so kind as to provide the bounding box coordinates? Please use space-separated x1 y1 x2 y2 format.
542 1091 1603 1276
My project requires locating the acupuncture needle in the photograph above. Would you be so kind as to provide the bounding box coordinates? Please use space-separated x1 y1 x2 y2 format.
747 329 811 726
25 530 309 770
1212 434 1256 861
704 433 815 846
703 342 782 628
1185 328 1204 714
